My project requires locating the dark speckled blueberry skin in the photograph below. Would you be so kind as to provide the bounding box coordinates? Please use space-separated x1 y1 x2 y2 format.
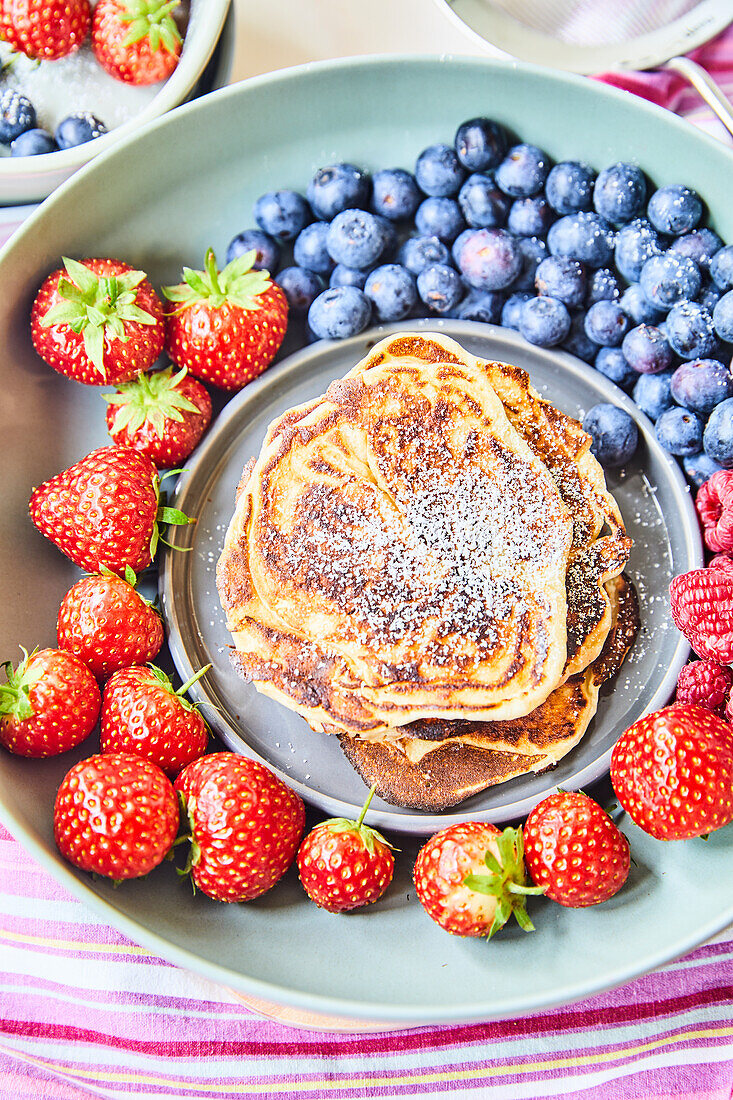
548 212 614 268
364 264 417 321
416 263 464 314
326 209 384 269
656 406 704 456
583 403 639 466
704 398 733 467
562 313 600 364
633 370 676 420
614 218 665 283
275 266 323 312
455 228 523 290
371 168 422 222
647 184 703 236
307 163 370 221
671 358 733 416
622 324 673 375
458 174 511 230
308 286 372 339
225 229 281 273
683 451 723 488
55 112 107 149
669 229 723 272
595 347 637 392
587 268 622 305
593 162 646 226
10 128 56 156
415 197 465 243
666 301 716 360
512 236 549 291
535 255 586 308
712 291 733 342
495 143 551 198
501 291 532 330
519 295 571 347
397 235 450 276
454 117 507 172
620 283 665 325
414 143 466 198
0 89 36 144
640 252 702 310
254 190 311 241
294 222 334 274
584 300 630 347
711 245 733 292
545 161 596 214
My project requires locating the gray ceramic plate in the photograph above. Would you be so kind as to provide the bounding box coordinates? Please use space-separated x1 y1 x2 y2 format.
1 57 732 1025
161 318 701 834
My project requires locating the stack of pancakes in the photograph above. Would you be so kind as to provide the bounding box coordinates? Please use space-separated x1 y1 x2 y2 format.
217 332 638 810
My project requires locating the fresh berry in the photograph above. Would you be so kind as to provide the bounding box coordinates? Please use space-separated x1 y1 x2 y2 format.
587 267 622 305
324 208 385 269
307 163 370 221
416 263 464 315
163 248 288 391
0 647 100 758
593 162 646 226
294 222 334 275
415 196 465 244
647 184 703 236
513 237 549 291
56 566 164 680
620 283 665 326
584 300 630 348
640 253 702 311
696 470 733 553
29 444 193 574
670 566 733 663
494 143 550 198
545 161 595 214
562 313 600 363
712 291 733 343
329 264 368 289
31 257 165 385
54 753 179 878
710 244 733 292
671 359 733 416
704 397 733 468
535 256 586 308
0 0 91 60
583 403 638 467
371 168 421 222
397 235 450 275
297 785 395 913
55 112 108 150
656 407 704 457
308 286 371 338
676 660 733 715
523 792 630 907
225 229 280 274
0 89 36 144
100 663 209 777
708 553 733 574
595 347 637 392
519 295 571 347
364 263 416 321
10 128 56 156
621 324 673 375
454 116 507 172
611 704 733 840
547 212 614 268
413 823 544 938
92 0 182 86
275 266 323 312
457 173 510 229
454 227 522 290
104 365 212 468
633 370 675 420
501 291 532 330
254 189 310 241
414 142 466 198
614 218 664 283
507 196 554 238
175 753 305 902
683 452 723 489
669 229 723 272
666 301 716 361
453 288 503 324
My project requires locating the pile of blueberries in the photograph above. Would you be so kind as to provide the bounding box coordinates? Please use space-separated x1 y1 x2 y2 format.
0 87 107 155
225 115 733 480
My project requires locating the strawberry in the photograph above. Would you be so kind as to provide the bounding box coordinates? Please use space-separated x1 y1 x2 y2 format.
104 365 212 468
413 822 544 938
91 0 182 86
669 567 733 664
54 752 179 879
29 445 193 575
175 753 305 902
100 663 209 777
31 257 165 386
0 647 100 758
676 660 733 716
610 703 733 840
297 785 395 913
56 566 164 680
163 248 288 391
696 470 733 554
523 792 630 907
0 0 91 60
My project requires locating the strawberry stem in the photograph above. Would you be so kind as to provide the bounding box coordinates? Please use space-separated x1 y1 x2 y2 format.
176 663 212 698
462 827 546 939
355 783 378 829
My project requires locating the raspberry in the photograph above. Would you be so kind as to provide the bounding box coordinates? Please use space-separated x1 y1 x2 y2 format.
696 470 733 553
708 553 733 575
669 567 733 664
676 660 733 715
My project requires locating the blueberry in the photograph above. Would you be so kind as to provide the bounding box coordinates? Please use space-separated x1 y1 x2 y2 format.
506 196 554 239
622 324 673 374
545 161 596 215
584 300 630 347
668 228 722 272
535 255 586 308
457 174 509 231
639 252 702 310
704 398 733 466
518 296 571 347
10 128 56 156
364 264 417 321
665 300 716 360
54 112 107 149
670 358 733 415
501 291 532 330
308 286 371 339
454 117 507 172
710 245 733 292
583 403 639 466
397 235 451 276
614 218 664 283
587 267 622 305
372 214 397 260
633 369 675 420
225 229 280 273
699 280 723 314
254 190 310 241
275 266 323 312
656 406 704 456
512 236 549 291
415 142 466 197
453 287 504 323
712 291 733 342
647 185 703 236
293 222 334 274
371 168 421 222
562 313 600 364
547 212 615 268
683 451 723 488
619 283 665 325
329 264 368 289
416 263 464 314
415 196 465 243
307 164 370 221
455 228 523 290
593 162 646 225
495 143 551 197
595 347 637 391
0 89 35 144
326 209 385 269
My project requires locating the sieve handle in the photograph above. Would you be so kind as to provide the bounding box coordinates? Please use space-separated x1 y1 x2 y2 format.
663 56 733 141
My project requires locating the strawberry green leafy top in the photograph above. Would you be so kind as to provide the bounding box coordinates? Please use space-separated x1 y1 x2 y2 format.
163 248 273 311
104 365 200 440
119 0 182 53
463 826 546 939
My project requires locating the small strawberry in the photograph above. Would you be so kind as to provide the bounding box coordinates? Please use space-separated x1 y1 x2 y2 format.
163 248 288 391
523 792 630 907
104 365 212 468
696 470 733 554
54 752 179 879
611 703 733 840
31 257 165 386
0 0 91 60
0 647 100 758
676 660 733 715
297 785 395 913
175 753 305 902
413 823 544 938
669 566 733 664
29 445 193 575
92 0 182 86
57 565 164 680
101 663 209 777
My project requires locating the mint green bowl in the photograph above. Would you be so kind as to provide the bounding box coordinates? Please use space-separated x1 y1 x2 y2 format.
0 57 731 1027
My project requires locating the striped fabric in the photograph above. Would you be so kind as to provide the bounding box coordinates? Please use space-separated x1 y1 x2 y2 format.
1 824 732 1098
